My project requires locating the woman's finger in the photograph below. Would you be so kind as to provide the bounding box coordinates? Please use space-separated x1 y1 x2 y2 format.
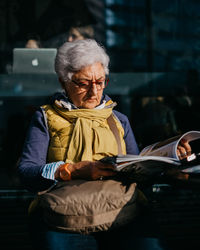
179 139 191 155
98 169 117 178
177 145 187 159
176 148 181 159
91 165 116 180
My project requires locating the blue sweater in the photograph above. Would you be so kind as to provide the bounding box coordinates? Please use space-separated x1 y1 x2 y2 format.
18 93 139 192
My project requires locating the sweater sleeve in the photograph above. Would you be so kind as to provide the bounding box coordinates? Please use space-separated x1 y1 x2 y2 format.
17 108 59 192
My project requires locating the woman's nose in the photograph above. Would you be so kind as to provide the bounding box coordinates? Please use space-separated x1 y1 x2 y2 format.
68 36 73 42
88 83 98 94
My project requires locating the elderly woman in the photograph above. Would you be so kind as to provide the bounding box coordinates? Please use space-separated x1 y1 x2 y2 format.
18 39 190 250
18 40 139 191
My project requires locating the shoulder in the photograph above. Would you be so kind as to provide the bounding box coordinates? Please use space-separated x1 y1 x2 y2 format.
32 107 46 121
31 108 44 123
113 110 139 154
28 107 48 132
103 94 129 124
112 110 132 136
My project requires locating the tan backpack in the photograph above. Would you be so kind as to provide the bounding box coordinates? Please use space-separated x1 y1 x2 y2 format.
36 179 147 234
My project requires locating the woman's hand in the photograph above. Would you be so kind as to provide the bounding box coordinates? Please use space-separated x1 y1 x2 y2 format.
55 161 117 181
177 138 191 160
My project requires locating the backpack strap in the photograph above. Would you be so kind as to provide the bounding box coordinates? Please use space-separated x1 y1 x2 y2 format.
107 114 123 155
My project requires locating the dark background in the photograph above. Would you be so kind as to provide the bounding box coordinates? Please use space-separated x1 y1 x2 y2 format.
1 0 200 73
0 1 200 249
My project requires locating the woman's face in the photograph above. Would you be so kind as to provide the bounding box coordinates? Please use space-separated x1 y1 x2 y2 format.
25 39 39 49
68 28 84 42
63 62 106 109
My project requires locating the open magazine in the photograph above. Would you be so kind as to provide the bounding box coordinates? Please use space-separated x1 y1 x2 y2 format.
140 130 200 159
101 130 200 174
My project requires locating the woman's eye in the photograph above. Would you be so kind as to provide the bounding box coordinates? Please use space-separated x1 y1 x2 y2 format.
79 82 88 86
97 81 104 85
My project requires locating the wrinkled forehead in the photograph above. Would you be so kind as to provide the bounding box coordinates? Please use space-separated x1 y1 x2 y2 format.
72 62 105 80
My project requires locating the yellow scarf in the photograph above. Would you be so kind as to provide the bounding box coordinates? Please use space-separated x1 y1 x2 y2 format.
43 100 126 163
53 100 125 162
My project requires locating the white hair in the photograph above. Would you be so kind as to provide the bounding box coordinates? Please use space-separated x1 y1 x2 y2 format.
55 39 110 82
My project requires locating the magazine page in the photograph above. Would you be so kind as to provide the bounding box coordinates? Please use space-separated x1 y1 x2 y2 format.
140 130 200 159
115 154 180 171
100 130 200 173
140 141 178 158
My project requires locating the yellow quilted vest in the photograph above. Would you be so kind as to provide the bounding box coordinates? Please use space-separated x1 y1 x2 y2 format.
42 101 126 163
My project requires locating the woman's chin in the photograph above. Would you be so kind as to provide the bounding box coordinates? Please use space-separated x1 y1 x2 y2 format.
80 100 99 109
